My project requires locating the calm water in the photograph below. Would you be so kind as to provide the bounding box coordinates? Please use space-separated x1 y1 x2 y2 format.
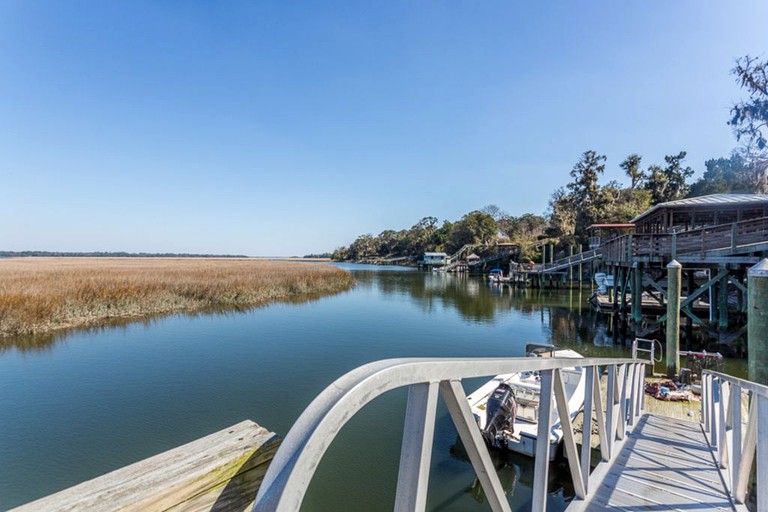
0 264 748 511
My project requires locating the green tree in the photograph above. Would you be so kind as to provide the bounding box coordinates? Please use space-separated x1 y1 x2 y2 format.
730 55 768 150
406 217 438 255
688 150 768 196
447 211 497 253
547 187 576 240
600 181 652 222
644 151 693 204
567 150 607 233
620 154 644 189
347 234 379 259
431 220 453 249
500 213 549 260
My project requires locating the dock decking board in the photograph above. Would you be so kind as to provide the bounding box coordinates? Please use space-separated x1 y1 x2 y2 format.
568 413 737 512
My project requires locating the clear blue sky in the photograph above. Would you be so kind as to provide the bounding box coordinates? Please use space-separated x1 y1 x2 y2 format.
1 1 766 256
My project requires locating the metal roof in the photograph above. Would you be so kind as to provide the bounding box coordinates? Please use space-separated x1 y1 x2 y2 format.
587 223 636 229
631 194 768 223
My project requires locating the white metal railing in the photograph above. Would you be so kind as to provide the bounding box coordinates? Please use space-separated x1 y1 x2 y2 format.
252 356 646 512
701 370 768 510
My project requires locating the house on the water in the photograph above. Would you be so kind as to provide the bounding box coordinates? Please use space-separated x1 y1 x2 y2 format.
422 252 448 268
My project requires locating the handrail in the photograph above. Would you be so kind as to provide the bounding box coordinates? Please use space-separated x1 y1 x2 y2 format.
599 216 768 263
539 248 602 273
701 370 768 509
253 356 646 512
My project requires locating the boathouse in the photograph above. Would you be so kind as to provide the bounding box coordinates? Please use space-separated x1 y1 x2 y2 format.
531 193 768 350
631 193 768 234
422 252 448 266
596 193 768 344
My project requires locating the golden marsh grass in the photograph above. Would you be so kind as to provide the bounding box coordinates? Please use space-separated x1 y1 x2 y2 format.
0 258 355 337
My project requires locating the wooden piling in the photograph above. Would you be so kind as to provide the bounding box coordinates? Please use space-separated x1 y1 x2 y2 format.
748 259 768 385
666 259 682 378
718 266 729 331
631 264 643 325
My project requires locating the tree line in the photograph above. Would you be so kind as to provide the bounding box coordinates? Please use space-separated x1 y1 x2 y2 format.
332 55 768 263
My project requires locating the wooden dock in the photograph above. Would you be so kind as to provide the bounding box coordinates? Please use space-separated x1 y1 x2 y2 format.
12 420 280 512
568 413 740 512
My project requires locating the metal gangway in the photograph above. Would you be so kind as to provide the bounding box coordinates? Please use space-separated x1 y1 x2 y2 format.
252 356 765 511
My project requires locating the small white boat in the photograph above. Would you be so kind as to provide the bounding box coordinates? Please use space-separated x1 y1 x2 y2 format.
466 344 585 460
594 273 614 294
488 268 504 283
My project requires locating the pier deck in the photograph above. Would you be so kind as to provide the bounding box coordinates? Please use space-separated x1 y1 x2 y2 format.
569 413 738 512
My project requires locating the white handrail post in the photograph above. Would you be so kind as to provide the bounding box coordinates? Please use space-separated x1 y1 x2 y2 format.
637 363 645 417
628 363 638 426
606 365 616 459
758 394 768 512
581 366 595 493
735 394 757 504
718 380 729 470
702 373 709 433
730 384 742 497
553 369 585 499
395 382 439 512
711 376 720 450
616 364 628 441
440 380 511 512
532 369 554 512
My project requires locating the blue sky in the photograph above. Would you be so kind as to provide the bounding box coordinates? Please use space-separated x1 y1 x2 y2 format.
1 1 766 256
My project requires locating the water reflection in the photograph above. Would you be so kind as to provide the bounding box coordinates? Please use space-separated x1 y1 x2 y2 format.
0 263 750 510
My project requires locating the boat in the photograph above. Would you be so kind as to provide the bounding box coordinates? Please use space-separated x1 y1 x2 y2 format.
488 268 504 283
466 344 585 460
594 272 614 294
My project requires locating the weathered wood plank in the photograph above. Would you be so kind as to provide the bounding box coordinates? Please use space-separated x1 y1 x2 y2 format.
567 414 738 512
11 420 280 512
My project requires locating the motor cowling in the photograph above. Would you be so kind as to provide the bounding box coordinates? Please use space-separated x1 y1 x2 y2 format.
482 382 517 448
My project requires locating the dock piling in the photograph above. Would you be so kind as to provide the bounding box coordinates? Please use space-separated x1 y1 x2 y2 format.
666 260 682 378
749 259 768 385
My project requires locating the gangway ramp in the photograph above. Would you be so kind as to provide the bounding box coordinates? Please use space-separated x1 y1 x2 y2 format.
567 414 736 511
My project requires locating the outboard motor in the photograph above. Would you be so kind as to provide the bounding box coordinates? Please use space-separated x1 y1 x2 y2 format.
482 382 517 448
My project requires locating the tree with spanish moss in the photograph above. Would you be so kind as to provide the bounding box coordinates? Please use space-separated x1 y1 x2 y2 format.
567 150 607 234
644 151 693 204
730 55 768 151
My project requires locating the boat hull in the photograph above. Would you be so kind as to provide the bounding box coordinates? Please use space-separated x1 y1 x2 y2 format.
466 349 585 460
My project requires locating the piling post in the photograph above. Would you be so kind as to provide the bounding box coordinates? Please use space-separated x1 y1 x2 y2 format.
666 259 682 378
632 263 643 325
718 266 729 331
569 245 574 287
748 259 768 385
578 244 583 287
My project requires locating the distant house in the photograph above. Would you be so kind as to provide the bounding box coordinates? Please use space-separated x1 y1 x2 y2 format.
423 252 448 266
466 253 480 263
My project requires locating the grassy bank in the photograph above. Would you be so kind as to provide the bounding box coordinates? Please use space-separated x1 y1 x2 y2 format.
0 258 355 337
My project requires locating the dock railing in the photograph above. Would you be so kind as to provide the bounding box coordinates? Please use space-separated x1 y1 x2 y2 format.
253 356 646 512
701 370 768 510
599 216 768 264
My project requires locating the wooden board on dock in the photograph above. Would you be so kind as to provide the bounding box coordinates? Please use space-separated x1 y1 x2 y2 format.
11 420 280 512
568 414 736 511
592 293 709 315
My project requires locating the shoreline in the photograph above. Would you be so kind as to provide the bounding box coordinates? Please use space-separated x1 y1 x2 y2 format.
0 258 356 339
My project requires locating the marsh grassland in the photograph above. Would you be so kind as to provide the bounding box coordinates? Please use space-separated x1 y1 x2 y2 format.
0 258 355 337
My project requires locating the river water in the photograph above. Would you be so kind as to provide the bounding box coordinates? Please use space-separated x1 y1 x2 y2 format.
0 264 748 510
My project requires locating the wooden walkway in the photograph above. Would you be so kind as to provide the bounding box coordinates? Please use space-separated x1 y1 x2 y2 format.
569 414 739 512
